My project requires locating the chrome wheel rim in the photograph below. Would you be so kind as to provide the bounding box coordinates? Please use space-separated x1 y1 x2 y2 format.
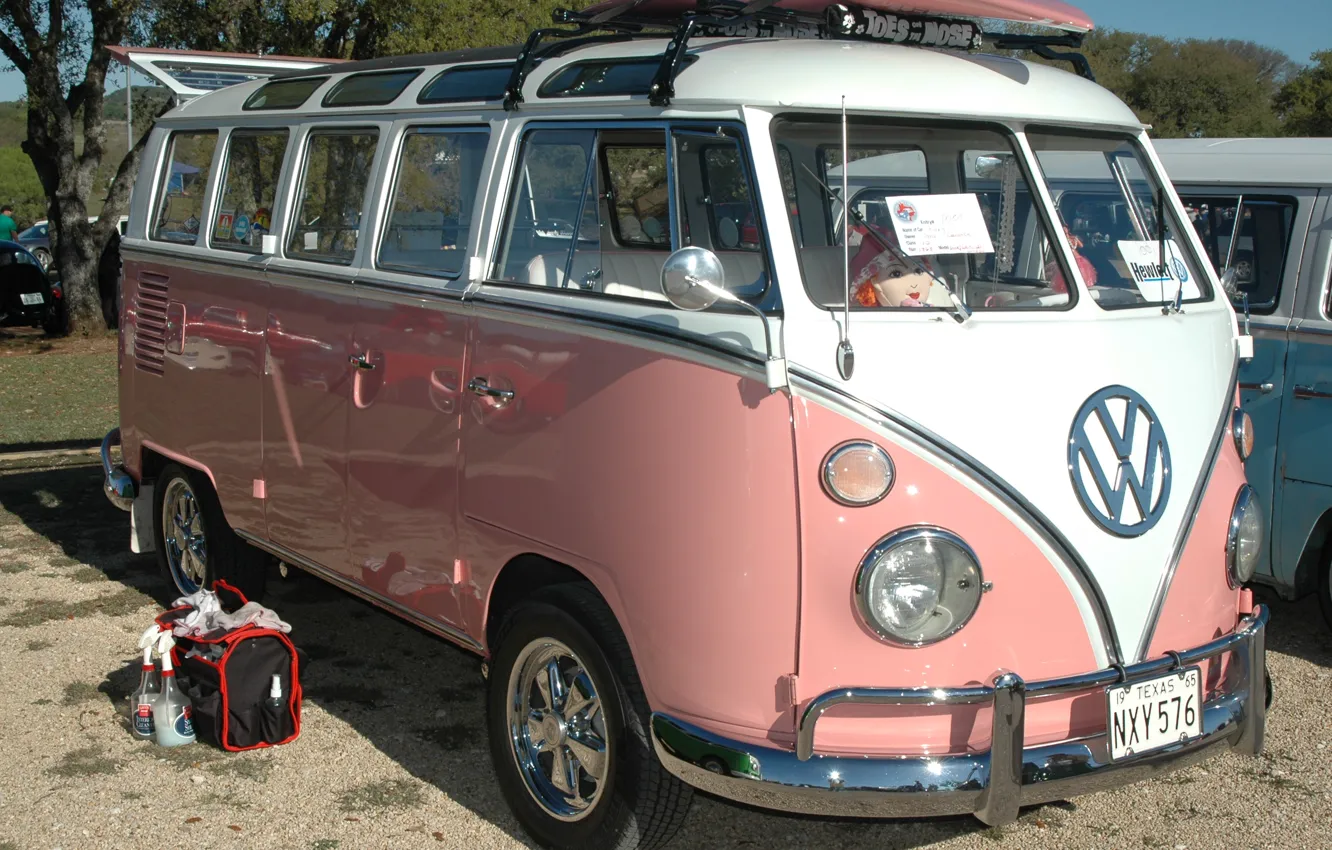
506 638 609 821
161 477 207 594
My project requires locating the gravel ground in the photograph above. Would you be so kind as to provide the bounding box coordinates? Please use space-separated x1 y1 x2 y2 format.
1 459 1330 850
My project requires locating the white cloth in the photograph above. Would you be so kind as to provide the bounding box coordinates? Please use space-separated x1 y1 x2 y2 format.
169 589 291 637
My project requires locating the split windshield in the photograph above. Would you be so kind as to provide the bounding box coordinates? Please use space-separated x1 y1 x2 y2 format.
1026 129 1211 309
776 118 1212 312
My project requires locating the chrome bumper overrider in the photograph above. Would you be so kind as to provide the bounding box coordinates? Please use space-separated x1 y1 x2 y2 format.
651 606 1267 826
101 428 136 512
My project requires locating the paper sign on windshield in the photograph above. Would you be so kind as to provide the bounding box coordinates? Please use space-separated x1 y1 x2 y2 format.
1117 240 1202 302
883 194 995 257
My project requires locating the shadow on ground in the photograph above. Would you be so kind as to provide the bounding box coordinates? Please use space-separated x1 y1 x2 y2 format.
3 461 1327 848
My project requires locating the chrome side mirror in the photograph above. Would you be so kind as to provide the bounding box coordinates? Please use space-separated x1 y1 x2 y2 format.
1219 266 1239 298
661 246 725 312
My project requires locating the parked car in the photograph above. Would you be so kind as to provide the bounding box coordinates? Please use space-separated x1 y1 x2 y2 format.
0 240 60 332
1155 137 1332 629
16 217 126 329
18 216 126 270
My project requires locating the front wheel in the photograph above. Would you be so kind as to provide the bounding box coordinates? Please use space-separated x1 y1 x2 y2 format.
33 248 51 270
487 584 691 850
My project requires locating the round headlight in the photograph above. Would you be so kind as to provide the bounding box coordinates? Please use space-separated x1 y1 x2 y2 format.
855 527 983 646
1226 485 1263 588
1232 409 1254 461
822 441 894 506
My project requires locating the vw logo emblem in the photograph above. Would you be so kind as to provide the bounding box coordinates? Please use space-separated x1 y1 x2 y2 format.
1068 386 1171 537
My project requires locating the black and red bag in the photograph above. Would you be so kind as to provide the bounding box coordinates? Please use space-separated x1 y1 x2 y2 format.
154 580 303 752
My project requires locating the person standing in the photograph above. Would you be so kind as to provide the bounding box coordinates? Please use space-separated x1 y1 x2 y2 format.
0 206 17 242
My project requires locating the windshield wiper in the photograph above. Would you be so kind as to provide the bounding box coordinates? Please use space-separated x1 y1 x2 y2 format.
799 164 970 323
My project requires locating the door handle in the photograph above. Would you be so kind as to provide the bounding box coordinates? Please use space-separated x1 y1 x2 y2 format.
468 376 515 402
349 353 376 370
1293 385 1332 400
1239 381 1274 394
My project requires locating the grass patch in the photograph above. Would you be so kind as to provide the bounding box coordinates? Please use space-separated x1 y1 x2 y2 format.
311 841 341 850
981 826 1006 842
337 779 425 813
62 681 102 705
418 723 473 751
198 790 254 810
0 561 32 574
154 745 224 772
0 347 118 449
70 566 108 583
26 639 52 651
1 585 155 627
209 758 272 782
49 746 122 778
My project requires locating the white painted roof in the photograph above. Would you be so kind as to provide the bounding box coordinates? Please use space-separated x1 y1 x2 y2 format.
1154 138 1332 187
165 38 1141 130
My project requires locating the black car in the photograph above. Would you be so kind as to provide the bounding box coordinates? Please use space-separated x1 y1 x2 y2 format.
0 241 59 332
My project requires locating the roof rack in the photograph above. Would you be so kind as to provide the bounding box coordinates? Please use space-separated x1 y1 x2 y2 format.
502 0 1094 110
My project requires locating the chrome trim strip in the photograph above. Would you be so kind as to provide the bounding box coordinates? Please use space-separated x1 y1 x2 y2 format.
235 530 485 654
467 289 770 381
122 245 269 280
788 367 1123 665
654 607 1266 827
1134 358 1240 662
1292 324 1332 339
354 275 464 303
100 428 136 512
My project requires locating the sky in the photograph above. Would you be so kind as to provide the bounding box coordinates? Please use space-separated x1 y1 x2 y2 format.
0 0 1329 103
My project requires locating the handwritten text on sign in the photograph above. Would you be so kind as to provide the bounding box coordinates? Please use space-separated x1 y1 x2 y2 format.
884 194 995 256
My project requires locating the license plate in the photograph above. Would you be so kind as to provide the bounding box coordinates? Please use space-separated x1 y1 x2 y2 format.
1106 666 1202 761
20 292 43 306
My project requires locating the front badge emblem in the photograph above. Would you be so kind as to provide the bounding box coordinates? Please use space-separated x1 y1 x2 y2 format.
1068 386 1171 537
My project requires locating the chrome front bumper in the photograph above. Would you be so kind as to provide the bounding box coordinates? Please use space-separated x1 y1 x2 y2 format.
652 606 1267 826
101 428 136 512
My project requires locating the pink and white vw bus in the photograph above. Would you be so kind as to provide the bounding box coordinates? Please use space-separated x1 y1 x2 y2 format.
102 1 1269 847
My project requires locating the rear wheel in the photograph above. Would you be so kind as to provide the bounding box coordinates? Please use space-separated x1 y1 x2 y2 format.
487 584 691 850
152 464 268 601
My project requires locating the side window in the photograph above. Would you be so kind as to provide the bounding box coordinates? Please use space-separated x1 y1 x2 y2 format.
287 130 379 265
604 146 669 249
152 131 218 244
211 130 288 253
379 128 490 278
1179 195 1296 314
496 128 596 286
675 131 769 300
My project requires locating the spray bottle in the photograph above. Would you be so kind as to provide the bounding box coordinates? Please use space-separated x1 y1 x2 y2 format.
130 644 161 740
153 632 196 747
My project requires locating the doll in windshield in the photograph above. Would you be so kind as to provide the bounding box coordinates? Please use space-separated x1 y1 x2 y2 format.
848 223 935 308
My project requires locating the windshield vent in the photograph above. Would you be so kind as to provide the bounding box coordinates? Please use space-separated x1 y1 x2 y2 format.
134 273 170 375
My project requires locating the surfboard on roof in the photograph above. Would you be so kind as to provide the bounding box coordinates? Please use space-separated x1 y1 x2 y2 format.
578 0 1094 32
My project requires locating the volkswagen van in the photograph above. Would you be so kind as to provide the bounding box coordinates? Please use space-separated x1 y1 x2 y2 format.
100 1 1270 847
1156 137 1332 631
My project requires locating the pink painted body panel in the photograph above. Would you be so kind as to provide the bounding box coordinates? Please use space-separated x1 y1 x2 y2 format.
792 395 1103 756
346 296 469 627
120 256 267 535
1146 419 1247 688
461 312 801 737
260 275 358 576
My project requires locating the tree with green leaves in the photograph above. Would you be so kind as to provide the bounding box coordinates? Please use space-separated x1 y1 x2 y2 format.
149 0 573 60
1275 50 1332 137
0 0 172 334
